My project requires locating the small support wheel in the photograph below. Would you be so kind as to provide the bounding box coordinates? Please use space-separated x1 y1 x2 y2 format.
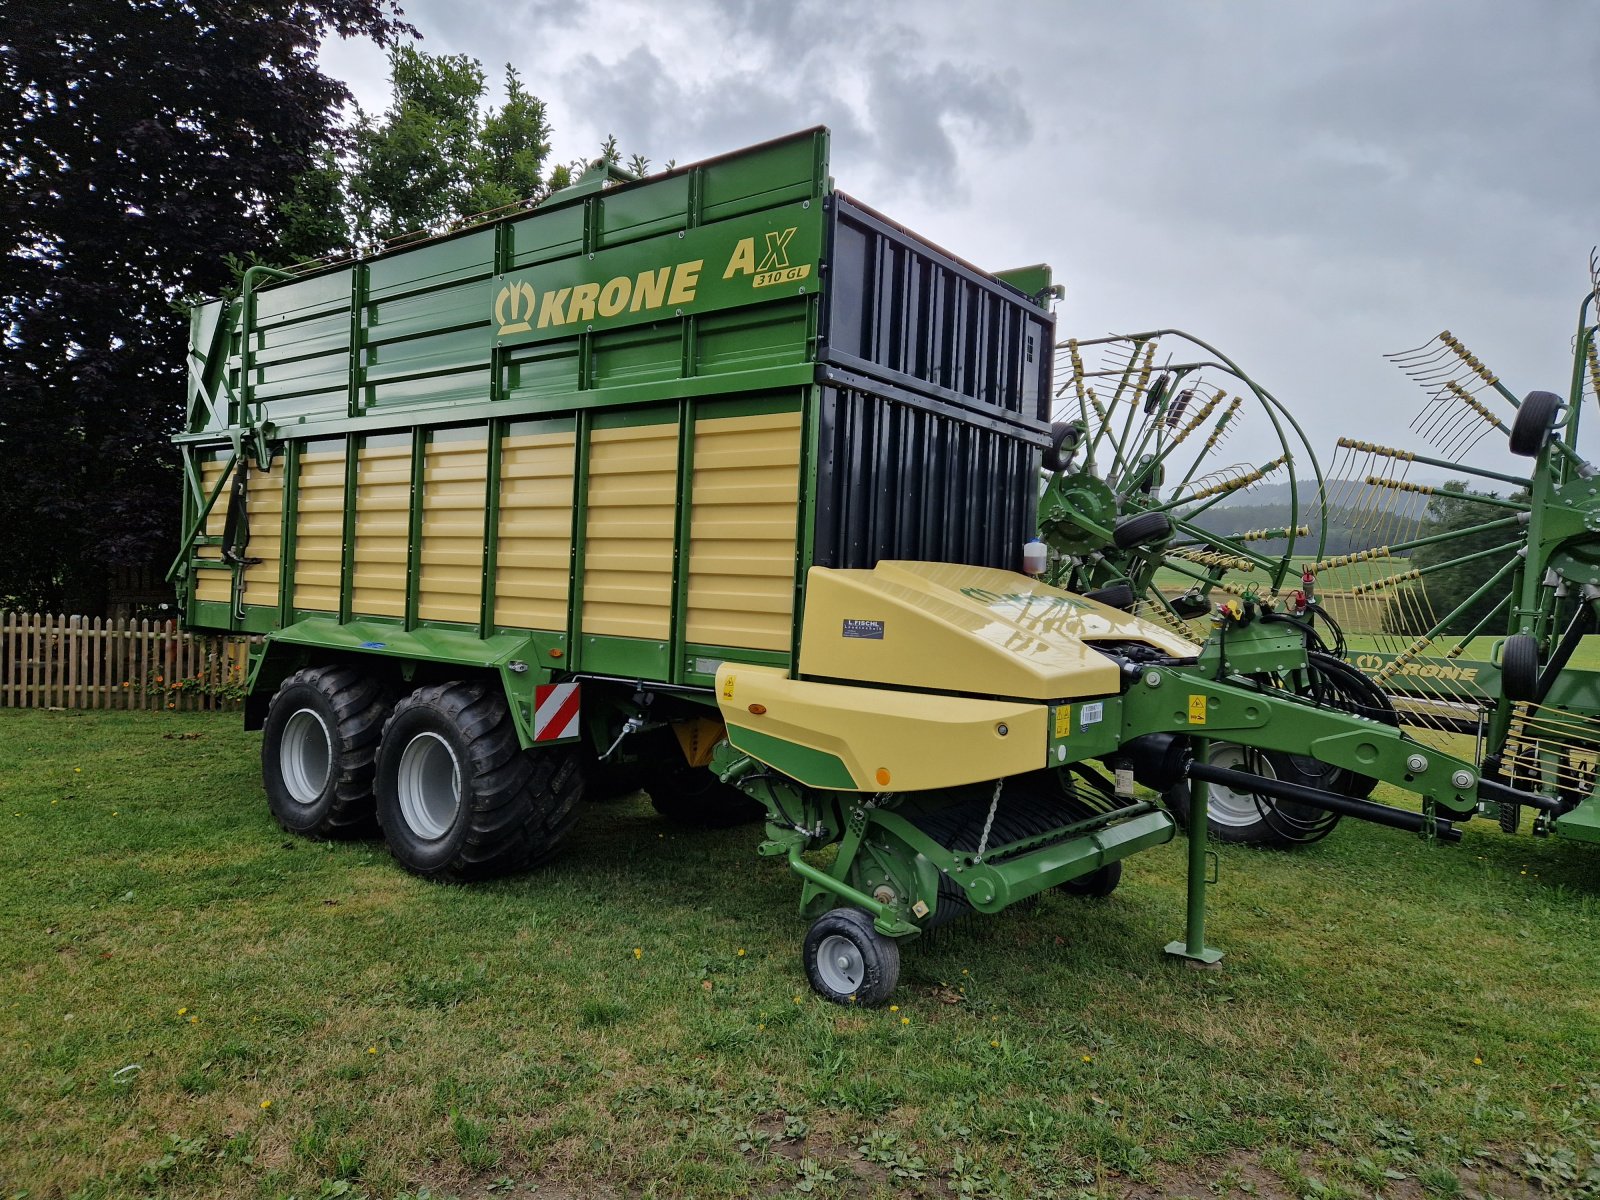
1501 633 1540 702
803 907 900 1006
1057 860 1122 898
1508 390 1561 457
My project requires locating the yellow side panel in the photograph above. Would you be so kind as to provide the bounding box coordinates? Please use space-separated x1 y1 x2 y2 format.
686 411 800 652
194 459 231 604
417 438 487 624
241 462 284 608
582 423 679 641
351 443 411 618
716 665 1047 792
494 431 575 631
293 448 347 613
799 561 1199 701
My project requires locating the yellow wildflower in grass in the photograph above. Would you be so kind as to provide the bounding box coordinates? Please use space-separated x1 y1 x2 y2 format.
1473 1056 1483 1065
900 1017 910 1025
793 995 803 1005
633 947 642 959
990 1040 999 1048
888 1005 899 1012
177 1007 187 1016
736 948 746 957
757 1023 766 1031
188 1016 199 1024
368 1046 377 1054
1081 1055 1093 1063
74 768 81 773
260 1100 272 1110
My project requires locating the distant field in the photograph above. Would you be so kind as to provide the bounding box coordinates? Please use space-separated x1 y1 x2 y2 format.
1152 555 1397 596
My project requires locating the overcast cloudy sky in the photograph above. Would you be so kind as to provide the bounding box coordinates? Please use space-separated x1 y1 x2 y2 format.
321 0 1598 477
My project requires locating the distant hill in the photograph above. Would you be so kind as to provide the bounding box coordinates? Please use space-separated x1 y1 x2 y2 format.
1185 478 1443 556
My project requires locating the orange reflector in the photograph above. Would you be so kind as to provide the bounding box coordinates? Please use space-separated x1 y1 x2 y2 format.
747 703 767 715
875 768 891 786
548 648 563 658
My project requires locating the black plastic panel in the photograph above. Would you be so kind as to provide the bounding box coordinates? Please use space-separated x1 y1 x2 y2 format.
812 383 1041 571
821 195 1053 426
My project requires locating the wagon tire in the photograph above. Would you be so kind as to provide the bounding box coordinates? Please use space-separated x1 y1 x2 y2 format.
375 681 584 881
648 765 766 828
1057 860 1122 898
1508 389 1561 457
261 665 391 838
804 907 900 1006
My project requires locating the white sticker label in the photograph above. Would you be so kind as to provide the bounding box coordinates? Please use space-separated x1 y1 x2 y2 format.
1080 702 1103 727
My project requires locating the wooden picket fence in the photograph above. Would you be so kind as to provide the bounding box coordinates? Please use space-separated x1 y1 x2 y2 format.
0 611 251 712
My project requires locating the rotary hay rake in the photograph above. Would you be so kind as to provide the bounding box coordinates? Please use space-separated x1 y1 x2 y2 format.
1040 255 1600 851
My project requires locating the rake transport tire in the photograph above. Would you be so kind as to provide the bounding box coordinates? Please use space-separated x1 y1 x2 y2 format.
375 681 584 882
1163 743 1333 848
1509 390 1562 458
1112 510 1173 549
261 665 390 838
648 764 766 828
804 907 901 1006
1500 633 1540 703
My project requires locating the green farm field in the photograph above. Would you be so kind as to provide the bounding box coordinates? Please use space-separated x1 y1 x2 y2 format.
2 710 1598 1200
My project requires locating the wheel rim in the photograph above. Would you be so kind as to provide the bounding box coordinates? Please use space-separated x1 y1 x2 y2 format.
1203 743 1276 829
279 708 333 805
814 933 866 995
396 731 461 841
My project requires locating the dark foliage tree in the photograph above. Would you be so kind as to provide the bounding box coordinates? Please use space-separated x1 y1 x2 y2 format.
1385 481 1526 636
0 0 412 613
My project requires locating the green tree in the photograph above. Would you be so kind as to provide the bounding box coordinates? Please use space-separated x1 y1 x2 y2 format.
349 46 491 245
1391 481 1526 637
291 49 665 260
0 0 413 613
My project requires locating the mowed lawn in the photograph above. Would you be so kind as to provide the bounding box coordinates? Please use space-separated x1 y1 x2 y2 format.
2 710 1599 1200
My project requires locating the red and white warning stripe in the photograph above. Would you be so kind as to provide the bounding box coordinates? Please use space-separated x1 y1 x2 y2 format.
533 682 580 742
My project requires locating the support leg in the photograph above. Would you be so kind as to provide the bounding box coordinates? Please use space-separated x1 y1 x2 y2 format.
1166 738 1223 966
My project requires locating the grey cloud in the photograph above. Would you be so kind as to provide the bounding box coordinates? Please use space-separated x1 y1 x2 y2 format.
556 45 871 168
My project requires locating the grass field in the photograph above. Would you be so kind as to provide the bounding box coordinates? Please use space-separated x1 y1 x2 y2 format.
3 710 1599 1200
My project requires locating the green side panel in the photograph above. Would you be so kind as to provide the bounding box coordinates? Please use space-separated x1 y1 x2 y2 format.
726 723 856 790
266 616 545 672
249 269 352 428
189 600 234 632
186 128 832 441
362 229 497 419
579 633 670 679
491 201 823 348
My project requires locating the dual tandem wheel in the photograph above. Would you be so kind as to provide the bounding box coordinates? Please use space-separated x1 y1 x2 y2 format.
260 665 1122 1005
